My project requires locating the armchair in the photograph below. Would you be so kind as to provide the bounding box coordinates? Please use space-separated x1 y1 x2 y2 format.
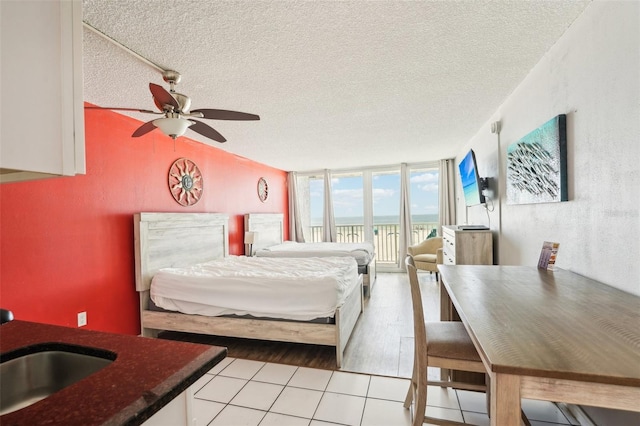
407 236 443 279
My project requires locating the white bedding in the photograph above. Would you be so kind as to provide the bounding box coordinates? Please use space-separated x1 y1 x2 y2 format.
255 241 375 266
150 256 359 321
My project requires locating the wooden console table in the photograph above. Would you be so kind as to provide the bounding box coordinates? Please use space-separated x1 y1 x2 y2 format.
438 265 640 426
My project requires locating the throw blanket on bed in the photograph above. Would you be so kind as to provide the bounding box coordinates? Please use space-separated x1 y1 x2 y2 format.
255 241 375 265
150 256 359 321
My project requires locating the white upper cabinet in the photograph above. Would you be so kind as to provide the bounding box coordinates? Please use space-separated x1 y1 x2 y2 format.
1 0 85 183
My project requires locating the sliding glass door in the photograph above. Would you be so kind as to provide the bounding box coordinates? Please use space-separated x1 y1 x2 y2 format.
296 162 439 269
330 172 364 242
409 168 439 244
296 174 324 241
372 169 401 267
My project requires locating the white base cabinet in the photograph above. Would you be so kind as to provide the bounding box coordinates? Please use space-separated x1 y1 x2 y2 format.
142 386 194 426
1 0 85 183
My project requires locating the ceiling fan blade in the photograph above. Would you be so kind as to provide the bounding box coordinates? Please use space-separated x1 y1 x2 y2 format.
189 119 227 143
131 120 157 137
149 83 180 111
85 106 160 114
191 109 260 121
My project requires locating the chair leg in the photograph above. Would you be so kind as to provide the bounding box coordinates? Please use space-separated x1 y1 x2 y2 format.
404 381 414 408
404 358 418 408
412 378 427 426
404 357 428 426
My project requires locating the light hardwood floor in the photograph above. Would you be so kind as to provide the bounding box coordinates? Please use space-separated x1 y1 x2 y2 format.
160 271 440 377
341 270 440 378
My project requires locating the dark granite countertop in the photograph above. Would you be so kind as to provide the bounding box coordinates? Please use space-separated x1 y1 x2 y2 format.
0 320 226 425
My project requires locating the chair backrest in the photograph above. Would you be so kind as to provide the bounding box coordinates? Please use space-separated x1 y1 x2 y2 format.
405 256 427 362
424 236 443 252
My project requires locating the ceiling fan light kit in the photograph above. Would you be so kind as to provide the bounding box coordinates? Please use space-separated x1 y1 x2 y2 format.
153 116 192 139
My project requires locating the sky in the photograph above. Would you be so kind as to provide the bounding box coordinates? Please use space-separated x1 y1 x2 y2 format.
308 169 439 219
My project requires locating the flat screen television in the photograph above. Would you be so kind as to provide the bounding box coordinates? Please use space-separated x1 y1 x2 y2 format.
458 149 485 206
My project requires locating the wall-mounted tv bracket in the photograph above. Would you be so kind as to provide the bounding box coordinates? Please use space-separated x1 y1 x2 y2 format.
479 177 489 191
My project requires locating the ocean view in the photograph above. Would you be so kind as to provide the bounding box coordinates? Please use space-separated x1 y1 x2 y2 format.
306 214 440 261
310 214 438 226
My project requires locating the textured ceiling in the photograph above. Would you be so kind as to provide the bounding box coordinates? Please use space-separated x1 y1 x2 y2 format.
82 0 590 172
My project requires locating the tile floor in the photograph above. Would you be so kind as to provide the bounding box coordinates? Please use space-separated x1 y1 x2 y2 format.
191 357 580 426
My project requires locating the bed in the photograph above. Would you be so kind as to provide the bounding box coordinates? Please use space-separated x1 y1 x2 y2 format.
134 212 363 367
244 213 377 295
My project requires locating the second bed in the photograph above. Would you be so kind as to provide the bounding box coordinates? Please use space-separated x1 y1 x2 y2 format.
244 213 377 295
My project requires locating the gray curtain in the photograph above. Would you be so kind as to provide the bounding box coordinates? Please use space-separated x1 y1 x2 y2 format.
287 172 305 242
438 158 456 232
322 169 337 242
398 163 413 270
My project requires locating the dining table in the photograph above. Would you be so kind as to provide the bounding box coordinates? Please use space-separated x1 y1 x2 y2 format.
438 265 640 426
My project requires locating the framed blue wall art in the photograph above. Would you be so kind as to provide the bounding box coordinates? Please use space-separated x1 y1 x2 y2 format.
506 114 568 205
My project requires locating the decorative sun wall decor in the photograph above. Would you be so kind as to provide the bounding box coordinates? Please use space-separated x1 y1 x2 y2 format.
168 158 203 206
257 177 269 202
506 114 568 205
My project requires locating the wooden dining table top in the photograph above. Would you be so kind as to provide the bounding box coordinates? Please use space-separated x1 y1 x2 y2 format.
438 265 640 388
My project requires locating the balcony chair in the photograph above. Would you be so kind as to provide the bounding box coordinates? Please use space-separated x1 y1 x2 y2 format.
407 236 443 280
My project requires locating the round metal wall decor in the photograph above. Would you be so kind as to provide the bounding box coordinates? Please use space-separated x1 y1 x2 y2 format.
168 158 203 206
257 177 269 202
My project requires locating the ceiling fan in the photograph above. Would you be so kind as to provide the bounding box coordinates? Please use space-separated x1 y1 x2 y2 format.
86 70 259 143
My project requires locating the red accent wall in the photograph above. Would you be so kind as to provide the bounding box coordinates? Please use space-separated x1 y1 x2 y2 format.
0 107 288 334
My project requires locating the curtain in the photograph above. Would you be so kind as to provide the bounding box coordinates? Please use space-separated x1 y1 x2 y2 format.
322 169 337 242
438 158 456 232
287 172 305 242
398 163 413 270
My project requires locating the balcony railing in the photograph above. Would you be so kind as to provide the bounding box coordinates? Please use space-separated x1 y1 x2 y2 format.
308 222 438 264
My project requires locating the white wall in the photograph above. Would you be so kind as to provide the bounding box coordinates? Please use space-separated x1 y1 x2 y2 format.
457 0 639 297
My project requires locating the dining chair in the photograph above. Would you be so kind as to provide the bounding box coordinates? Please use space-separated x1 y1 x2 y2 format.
404 255 488 426
404 255 530 426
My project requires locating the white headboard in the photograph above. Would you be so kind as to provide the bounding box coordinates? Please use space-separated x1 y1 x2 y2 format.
134 212 229 292
244 213 285 254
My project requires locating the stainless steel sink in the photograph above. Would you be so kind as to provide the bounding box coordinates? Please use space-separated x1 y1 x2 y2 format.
0 345 116 415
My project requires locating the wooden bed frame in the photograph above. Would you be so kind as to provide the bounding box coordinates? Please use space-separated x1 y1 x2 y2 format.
134 212 363 368
244 213 377 295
